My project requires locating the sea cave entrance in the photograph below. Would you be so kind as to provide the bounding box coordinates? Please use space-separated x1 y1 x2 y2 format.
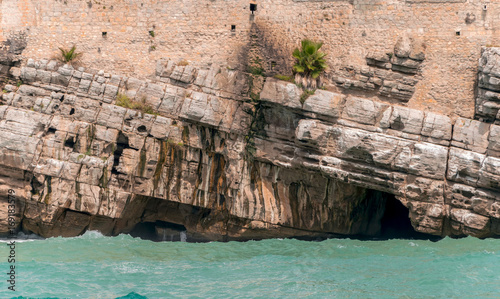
129 221 187 242
375 191 438 240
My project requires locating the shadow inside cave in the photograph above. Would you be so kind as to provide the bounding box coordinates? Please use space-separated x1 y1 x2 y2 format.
125 190 442 243
129 221 188 242
377 193 441 241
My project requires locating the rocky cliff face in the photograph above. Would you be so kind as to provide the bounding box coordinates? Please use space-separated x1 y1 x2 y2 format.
0 57 499 241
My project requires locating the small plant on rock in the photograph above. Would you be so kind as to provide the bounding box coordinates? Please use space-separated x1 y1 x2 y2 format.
116 93 158 115
59 45 82 64
178 59 189 66
274 74 294 83
292 39 327 90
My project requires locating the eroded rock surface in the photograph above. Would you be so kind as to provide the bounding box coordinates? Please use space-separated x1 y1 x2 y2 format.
0 59 499 241
476 47 500 124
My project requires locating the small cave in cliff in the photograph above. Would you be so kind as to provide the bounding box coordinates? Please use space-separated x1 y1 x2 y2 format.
378 193 438 240
129 221 187 242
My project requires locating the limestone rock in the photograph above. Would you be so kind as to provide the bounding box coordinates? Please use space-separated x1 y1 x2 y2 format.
302 90 343 118
0 59 498 241
260 78 302 109
394 36 412 58
452 118 490 153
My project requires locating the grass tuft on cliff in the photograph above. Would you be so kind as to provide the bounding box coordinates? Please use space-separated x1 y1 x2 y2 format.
116 93 158 115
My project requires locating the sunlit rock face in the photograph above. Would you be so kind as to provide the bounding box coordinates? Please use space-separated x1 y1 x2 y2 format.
0 59 499 241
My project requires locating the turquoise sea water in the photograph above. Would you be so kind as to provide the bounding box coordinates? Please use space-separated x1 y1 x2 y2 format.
0 232 499 298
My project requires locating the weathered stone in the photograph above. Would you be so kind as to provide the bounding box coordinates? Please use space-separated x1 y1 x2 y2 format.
342 97 390 126
388 106 424 135
488 124 500 154
96 104 126 130
394 35 412 58
260 78 302 109
302 90 343 118
447 148 484 186
422 112 452 141
452 118 490 153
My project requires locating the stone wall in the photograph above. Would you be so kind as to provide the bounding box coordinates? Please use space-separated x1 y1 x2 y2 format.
0 0 253 77
254 0 500 118
2 1 500 119
2 0 500 119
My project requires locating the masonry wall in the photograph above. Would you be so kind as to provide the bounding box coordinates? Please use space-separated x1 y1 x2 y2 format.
255 0 500 119
0 0 253 77
2 0 500 118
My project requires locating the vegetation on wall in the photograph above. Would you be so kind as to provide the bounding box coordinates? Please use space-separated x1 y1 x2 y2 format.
292 39 327 90
116 93 158 115
58 45 82 64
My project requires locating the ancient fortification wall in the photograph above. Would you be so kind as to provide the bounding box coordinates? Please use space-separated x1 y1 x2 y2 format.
0 0 252 76
2 0 500 119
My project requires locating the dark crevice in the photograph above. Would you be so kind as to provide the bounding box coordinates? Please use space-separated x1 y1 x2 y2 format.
64 136 76 149
112 132 130 175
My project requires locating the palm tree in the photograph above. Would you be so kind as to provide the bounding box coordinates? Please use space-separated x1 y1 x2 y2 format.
292 39 327 89
59 45 82 64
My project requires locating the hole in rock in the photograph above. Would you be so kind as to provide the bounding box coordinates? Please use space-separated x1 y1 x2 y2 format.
231 25 236 31
378 193 440 240
250 3 257 13
137 125 147 133
47 127 57 134
129 221 187 242
69 108 75 115
456 31 461 36
64 136 76 148
29 175 44 195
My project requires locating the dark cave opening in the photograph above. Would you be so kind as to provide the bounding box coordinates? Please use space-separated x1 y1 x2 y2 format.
64 136 76 148
129 221 187 242
378 193 439 240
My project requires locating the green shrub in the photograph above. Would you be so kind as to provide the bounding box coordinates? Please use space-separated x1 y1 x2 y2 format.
59 45 82 64
292 40 327 90
116 93 134 109
292 39 327 79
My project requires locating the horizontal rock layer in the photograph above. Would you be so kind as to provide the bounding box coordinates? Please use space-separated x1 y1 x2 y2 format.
0 60 499 240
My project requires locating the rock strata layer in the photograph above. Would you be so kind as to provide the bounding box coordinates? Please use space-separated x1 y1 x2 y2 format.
0 60 499 241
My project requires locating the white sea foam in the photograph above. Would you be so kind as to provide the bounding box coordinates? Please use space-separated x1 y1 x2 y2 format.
0 232 44 242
